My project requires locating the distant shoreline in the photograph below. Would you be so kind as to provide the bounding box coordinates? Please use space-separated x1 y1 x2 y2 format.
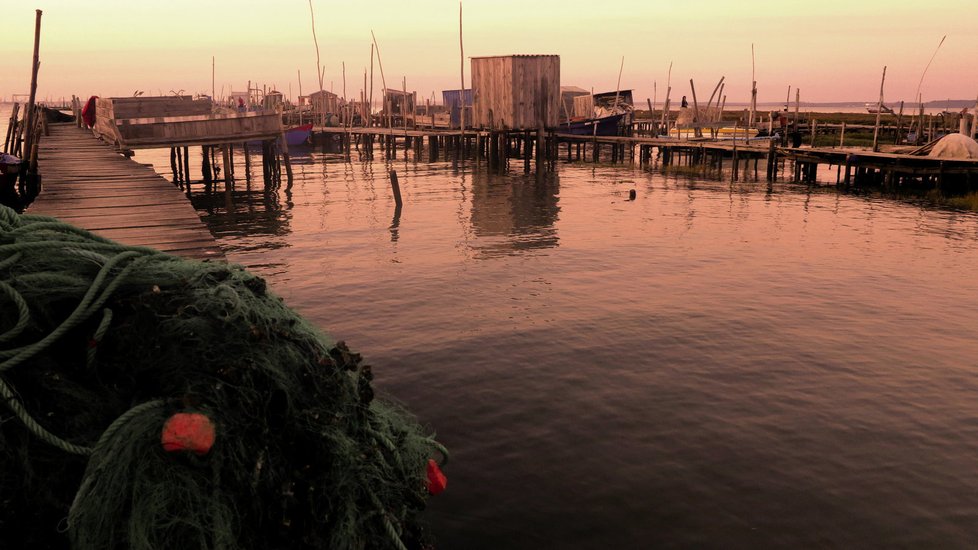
727 99 975 109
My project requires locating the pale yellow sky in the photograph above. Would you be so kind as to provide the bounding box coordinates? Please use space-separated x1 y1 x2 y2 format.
1 0 975 106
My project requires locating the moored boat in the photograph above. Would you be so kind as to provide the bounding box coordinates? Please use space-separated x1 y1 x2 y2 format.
557 113 626 136
0 153 21 186
865 103 894 114
284 123 313 146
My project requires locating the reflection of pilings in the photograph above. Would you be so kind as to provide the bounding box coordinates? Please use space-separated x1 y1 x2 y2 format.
222 144 232 186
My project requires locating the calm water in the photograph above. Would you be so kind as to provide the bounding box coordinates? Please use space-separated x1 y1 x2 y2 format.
9 102 978 547
134 144 978 549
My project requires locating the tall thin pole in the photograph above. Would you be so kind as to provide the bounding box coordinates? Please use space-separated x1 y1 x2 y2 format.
23 9 43 169
872 66 887 152
370 30 389 128
212 56 215 100
369 44 375 121
749 44 757 129
661 61 672 132
612 56 624 111
308 0 324 124
459 1 466 136
914 35 946 110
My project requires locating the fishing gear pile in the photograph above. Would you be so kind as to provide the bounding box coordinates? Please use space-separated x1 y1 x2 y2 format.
0 205 447 549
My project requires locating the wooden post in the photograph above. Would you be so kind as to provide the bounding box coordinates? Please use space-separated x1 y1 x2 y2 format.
280 134 293 185
793 88 800 128
612 56 625 116
183 146 191 183
170 147 183 183
689 79 700 137
972 93 978 139
201 146 212 183
402 77 408 132
893 100 905 144
872 66 887 152
243 144 251 179
459 1 466 141
389 169 403 207
22 9 43 176
839 121 846 147
4 103 19 152
369 44 374 127
222 145 232 186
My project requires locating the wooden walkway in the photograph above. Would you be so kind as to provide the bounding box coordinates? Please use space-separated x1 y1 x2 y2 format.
28 123 224 261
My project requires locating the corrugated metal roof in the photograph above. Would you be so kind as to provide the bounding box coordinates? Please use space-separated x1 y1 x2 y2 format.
470 54 559 59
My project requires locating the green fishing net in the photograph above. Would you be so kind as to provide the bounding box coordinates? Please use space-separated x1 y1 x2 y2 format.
0 205 446 549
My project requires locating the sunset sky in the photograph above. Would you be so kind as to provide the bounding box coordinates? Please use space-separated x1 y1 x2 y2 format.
2 0 976 106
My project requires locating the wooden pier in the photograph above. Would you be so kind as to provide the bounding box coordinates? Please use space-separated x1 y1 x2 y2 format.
311 125 978 187
28 122 224 261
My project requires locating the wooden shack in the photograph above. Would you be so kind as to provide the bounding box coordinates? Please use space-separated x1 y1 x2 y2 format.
470 55 560 130
307 90 341 115
383 89 416 127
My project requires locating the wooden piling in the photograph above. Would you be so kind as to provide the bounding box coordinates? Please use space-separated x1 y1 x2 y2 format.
183 146 191 183
389 169 403 207
170 148 179 184
280 134 293 185
222 145 232 186
201 146 212 183
22 10 43 178
872 66 887 152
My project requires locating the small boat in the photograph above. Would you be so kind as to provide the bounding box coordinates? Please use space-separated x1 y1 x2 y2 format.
1 153 23 208
0 153 21 184
284 123 313 146
557 113 626 136
865 103 894 114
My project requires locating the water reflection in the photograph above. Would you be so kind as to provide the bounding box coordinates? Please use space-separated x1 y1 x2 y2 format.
187 175 293 255
469 171 561 258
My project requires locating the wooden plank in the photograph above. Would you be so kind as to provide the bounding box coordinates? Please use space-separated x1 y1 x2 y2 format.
28 123 225 261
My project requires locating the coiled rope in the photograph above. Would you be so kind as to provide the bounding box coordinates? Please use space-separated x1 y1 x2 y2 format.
1 207 162 456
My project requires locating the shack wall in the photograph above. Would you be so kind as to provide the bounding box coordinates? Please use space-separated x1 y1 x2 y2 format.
471 55 559 129
442 89 473 128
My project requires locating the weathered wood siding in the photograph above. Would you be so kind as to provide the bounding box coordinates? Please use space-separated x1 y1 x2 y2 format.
113 112 283 149
111 96 211 119
573 95 595 118
471 55 559 129
91 97 282 149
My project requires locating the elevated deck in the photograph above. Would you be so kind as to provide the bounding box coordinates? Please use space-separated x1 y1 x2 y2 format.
94 96 283 150
28 123 224 261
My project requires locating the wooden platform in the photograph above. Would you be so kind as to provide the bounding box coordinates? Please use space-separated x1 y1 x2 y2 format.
28 123 224 261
